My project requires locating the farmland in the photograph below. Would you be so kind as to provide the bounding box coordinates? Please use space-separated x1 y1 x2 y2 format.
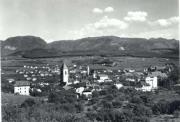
1 56 178 77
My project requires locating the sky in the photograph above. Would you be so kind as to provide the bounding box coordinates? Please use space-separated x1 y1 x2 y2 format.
0 0 179 43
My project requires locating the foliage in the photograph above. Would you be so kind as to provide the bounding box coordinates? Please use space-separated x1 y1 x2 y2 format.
21 98 36 108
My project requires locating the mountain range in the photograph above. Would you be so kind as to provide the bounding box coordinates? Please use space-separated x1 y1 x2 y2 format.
1 36 179 58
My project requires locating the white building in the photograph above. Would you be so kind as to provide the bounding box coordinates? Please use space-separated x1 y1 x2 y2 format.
137 76 158 92
7 78 15 83
76 87 85 95
14 81 30 95
82 91 92 98
74 80 80 84
145 76 158 89
97 74 109 83
114 83 123 89
61 63 69 85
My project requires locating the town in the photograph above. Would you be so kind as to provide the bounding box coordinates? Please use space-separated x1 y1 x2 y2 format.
2 56 179 122
7 60 175 99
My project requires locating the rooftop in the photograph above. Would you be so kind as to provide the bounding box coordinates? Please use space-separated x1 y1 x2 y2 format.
61 63 68 69
14 81 30 87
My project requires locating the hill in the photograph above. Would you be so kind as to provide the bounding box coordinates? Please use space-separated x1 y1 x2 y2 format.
1 36 47 56
48 36 179 58
1 36 179 58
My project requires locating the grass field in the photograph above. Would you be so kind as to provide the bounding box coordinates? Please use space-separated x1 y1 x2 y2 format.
1 92 44 106
2 56 178 73
150 115 180 122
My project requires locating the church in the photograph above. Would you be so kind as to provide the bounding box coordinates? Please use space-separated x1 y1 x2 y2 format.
60 63 69 85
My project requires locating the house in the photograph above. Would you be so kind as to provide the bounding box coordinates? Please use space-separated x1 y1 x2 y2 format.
97 74 109 83
74 80 80 84
7 78 15 83
14 81 30 95
114 83 123 89
82 90 92 98
149 71 168 79
32 77 37 81
136 76 158 92
145 76 158 89
76 87 85 95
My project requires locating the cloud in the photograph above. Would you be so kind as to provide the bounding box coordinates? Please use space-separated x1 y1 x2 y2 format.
94 16 128 30
104 7 114 13
131 28 179 40
92 8 103 14
149 16 179 27
92 6 114 14
69 16 128 39
124 11 148 22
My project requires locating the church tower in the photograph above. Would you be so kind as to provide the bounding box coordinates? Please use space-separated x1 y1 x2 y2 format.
61 63 69 85
87 65 90 76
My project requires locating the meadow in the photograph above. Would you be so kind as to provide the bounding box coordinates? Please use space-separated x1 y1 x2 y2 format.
2 56 178 75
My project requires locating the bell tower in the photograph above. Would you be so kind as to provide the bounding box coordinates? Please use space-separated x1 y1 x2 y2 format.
61 63 69 85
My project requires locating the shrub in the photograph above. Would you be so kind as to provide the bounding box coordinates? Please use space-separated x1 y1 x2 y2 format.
21 98 36 108
75 103 84 113
86 112 97 120
102 101 113 109
152 100 170 114
131 96 143 104
112 101 122 108
173 110 180 118
61 103 76 113
92 91 99 98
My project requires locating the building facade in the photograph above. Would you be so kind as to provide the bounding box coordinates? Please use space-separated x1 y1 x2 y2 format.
14 81 30 95
145 76 158 89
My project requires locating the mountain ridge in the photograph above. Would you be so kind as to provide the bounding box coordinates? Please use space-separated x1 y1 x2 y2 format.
1 36 179 58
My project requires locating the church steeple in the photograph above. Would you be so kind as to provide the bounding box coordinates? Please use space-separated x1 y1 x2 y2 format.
61 63 69 85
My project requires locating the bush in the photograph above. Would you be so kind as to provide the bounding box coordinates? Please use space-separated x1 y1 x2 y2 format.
173 110 180 118
133 104 152 117
86 112 97 120
75 103 84 113
48 91 77 104
96 110 133 122
48 92 60 103
152 100 180 115
112 101 122 108
105 94 114 101
61 103 76 113
21 98 36 108
152 100 170 114
131 96 143 104
102 101 113 109
92 91 99 98
99 90 108 96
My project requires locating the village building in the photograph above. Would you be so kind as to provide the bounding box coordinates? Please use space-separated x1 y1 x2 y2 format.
149 71 168 79
145 76 158 89
114 83 123 89
76 87 85 95
136 76 158 92
14 81 30 95
97 74 109 83
7 78 15 83
82 90 92 99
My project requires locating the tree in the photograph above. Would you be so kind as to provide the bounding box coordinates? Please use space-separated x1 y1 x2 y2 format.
48 92 60 103
75 103 84 113
92 91 99 98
